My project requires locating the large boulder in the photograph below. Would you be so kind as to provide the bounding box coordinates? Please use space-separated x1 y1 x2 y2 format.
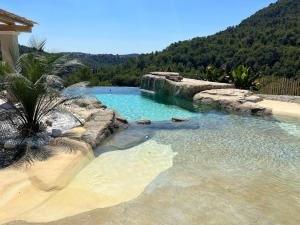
63 97 104 123
81 109 116 148
193 89 271 116
140 74 234 99
63 97 129 148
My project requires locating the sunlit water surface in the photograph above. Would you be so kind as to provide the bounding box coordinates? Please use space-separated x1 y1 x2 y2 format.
65 86 200 121
48 87 300 225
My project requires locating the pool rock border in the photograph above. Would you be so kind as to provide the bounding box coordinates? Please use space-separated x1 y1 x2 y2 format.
140 73 274 116
62 97 129 148
140 73 234 99
193 89 271 116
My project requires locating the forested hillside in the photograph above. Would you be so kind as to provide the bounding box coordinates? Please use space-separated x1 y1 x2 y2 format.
20 45 138 68
60 53 139 68
87 0 300 86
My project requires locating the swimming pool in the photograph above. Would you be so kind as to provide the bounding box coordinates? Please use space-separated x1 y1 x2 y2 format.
17 86 299 225
65 86 205 121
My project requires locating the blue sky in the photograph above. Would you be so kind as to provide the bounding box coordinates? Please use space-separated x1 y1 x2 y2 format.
2 0 276 54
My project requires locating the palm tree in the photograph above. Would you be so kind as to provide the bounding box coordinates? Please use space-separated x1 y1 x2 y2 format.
0 40 70 137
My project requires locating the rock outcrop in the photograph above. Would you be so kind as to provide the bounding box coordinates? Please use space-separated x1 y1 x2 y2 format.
63 97 128 148
0 95 128 168
150 72 183 82
140 73 274 116
193 89 271 115
140 74 234 99
81 109 116 148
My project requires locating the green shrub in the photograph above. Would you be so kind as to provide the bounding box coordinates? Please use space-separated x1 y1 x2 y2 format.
65 67 93 86
112 75 137 86
6 55 68 136
97 80 113 86
231 65 259 90
206 65 218 82
205 65 226 82
0 62 13 91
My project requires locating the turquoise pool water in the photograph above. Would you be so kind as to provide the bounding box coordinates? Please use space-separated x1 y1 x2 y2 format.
65 87 200 121
61 86 300 225
94 93 198 121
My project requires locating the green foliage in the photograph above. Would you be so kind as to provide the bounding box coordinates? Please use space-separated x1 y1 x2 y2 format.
65 66 137 87
205 65 226 82
16 54 48 83
112 74 138 86
0 62 13 76
65 67 93 86
1 53 69 137
28 36 47 52
206 65 218 82
231 65 259 90
97 80 113 86
64 53 139 69
0 62 13 91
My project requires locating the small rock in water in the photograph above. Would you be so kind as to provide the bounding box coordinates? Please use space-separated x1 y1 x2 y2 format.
172 117 190 123
136 120 151 125
52 129 62 137
116 117 128 124
4 141 16 150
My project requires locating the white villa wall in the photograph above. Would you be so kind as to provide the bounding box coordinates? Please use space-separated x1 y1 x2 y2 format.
0 31 19 67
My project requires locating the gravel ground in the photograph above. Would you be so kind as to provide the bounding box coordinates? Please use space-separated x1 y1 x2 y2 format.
258 94 300 104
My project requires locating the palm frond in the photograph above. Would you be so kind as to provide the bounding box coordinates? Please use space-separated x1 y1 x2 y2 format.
1 43 72 137
28 36 47 52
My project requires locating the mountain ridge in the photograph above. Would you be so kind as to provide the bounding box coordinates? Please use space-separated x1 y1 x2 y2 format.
19 45 139 68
